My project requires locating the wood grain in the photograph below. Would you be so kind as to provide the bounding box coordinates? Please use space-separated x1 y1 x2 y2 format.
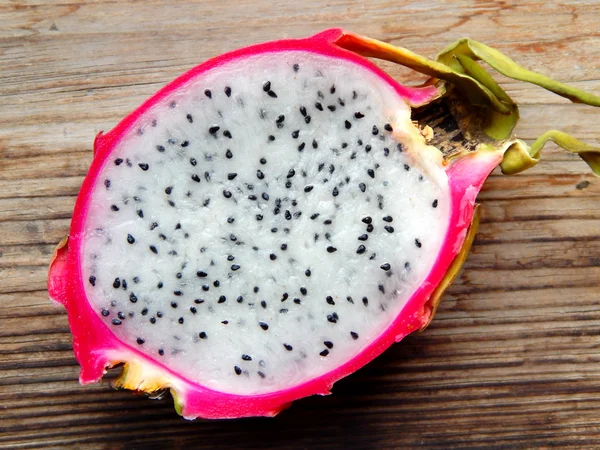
1 0 599 448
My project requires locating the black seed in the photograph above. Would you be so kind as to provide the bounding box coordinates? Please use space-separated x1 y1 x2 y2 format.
320 349 330 357
358 234 368 241
171 302 178 308
137 209 144 218
202 284 209 291
372 125 379 135
379 284 385 293
329 164 335 174
157 281 163 288
129 292 138 303
224 86 232 97
223 130 232 138
168 200 175 207
284 210 292 220
149 317 156 324
256 170 264 180
287 168 296 179
384 123 393 132
305 269 311 277
257 371 265 378
227 173 238 181
367 168 375 178
104 179 111 190
366 224 374 233
326 246 337 253
189 157 198 167
204 89 212 98
209 125 220 134
178 317 184 324
310 213 320 220
224 149 233 159
197 270 208 278
298 142 305 152
280 243 287 251
304 185 314 193
347 296 354 304
231 264 240 271
323 219 332 225
191 174 201 183
365 144 372 154
344 120 352 129
267 90 277 98
304 115 311 124
357 245 366 254
362 216 372 225
190 306 197 314
315 102 323 111
214 280 221 287
112 278 121 289
432 199 439 208
112 318 122 326
199 332 207 339
101 308 109 317
267 134 275 143
299 106 307 117
263 81 271 92
300 287 307 295
332 187 339 197
237 296 244 303
354 112 364 119
404 164 411 171
223 190 232 198
186 113 193 123
326 296 335 305
194 299 204 305
324 341 334 349
380 263 391 271
328 105 336 112
115 158 124 165
262 192 269 201
327 314 337 324
351 331 359 340
234 366 242 375
259 322 269 330
242 354 252 362
111 204 119 212
218 295 226 303
294 298 301 305
254 286 259 293
158 349 164 355
330 84 336 94
415 238 422 248
369 253 377 260
312 139 318 149
248 194 257 200
383 147 390 156
359 183 366 192
362 297 369 306
89 276 96 286
270 253 277 261
255 214 263 221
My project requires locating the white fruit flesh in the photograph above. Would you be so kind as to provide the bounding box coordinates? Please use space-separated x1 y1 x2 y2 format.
82 51 450 395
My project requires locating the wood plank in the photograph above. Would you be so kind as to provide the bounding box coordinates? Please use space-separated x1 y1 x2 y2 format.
1 0 600 447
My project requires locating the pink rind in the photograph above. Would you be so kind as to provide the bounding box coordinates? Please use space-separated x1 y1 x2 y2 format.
48 29 502 419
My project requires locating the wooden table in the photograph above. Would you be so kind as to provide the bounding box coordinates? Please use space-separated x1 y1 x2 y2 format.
2 1 599 448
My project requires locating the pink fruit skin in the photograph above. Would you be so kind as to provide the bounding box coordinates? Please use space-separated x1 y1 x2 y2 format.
48 29 502 419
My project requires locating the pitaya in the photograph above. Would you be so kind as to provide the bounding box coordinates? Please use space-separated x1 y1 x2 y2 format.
47 29 600 419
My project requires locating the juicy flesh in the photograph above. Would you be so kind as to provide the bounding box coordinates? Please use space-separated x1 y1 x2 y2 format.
82 51 450 395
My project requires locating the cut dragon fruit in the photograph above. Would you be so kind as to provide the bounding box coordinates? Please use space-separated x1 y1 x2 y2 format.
48 29 600 419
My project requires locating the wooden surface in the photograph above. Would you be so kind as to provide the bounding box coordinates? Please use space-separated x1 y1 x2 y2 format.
1 1 600 448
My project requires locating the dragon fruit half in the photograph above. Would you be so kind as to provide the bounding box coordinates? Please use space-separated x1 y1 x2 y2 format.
48 29 600 419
